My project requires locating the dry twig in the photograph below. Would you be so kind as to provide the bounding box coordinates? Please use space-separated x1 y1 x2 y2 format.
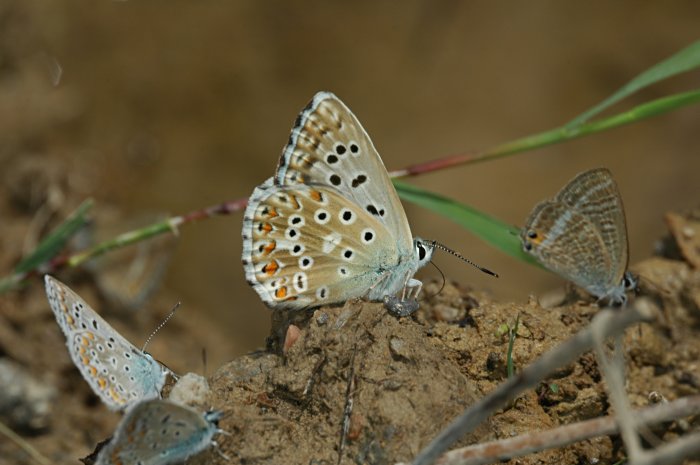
395 395 700 465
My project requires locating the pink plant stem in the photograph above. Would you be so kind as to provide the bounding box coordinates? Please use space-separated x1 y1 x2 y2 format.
388 151 482 178
175 197 249 225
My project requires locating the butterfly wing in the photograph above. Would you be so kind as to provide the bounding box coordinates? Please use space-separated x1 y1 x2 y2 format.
554 168 629 287
521 201 614 298
45 276 167 411
242 180 403 309
274 92 414 252
96 400 218 465
69 330 165 410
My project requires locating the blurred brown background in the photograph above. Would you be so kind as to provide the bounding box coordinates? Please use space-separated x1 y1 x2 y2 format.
2 1 699 367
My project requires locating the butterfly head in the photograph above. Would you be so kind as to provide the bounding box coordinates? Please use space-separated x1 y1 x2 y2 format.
204 409 225 428
602 272 638 308
622 272 638 293
413 238 435 269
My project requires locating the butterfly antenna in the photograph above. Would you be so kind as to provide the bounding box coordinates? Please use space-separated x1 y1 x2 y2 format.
142 302 181 352
429 241 499 278
427 260 447 298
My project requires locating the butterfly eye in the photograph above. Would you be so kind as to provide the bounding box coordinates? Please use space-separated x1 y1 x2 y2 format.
417 243 426 261
527 231 538 239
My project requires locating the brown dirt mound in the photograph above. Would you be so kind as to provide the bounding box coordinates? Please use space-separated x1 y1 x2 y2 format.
198 253 700 465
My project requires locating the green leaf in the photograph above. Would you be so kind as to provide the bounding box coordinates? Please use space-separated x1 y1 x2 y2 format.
506 313 521 378
566 41 700 128
394 180 538 266
14 199 94 274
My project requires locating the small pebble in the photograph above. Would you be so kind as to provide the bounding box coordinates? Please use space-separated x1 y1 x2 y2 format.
169 373 210 407
316 312 329 325
283 324 302 353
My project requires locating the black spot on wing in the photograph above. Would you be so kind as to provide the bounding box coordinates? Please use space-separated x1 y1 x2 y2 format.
351 175 367 188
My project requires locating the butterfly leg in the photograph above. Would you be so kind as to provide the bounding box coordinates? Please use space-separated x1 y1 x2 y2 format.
212 440 231 461
405 278 423 301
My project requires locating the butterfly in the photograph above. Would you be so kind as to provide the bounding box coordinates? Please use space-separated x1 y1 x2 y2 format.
241 92 436 316
520 168 637 306
95 399 223 465
44 275 171 410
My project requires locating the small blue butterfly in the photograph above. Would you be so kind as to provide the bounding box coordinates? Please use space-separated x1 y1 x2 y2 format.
242 92 435 315
44 275 171 410
521 168 637 306
95 399 223 465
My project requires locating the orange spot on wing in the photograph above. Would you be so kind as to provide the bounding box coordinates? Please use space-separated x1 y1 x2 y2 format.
275 286 288 299
263 241 276 255
289 195 300 210
262 261 279 275
262 223 273 233
530 231 545 245
98 378 107 389
82 356 90 365
301 155 314 168
310 190 322 202
267 207 278 218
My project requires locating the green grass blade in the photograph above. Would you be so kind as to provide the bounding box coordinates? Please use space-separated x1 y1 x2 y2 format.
394 180 538 266
14 199 94 274
566 41 700 128
485 89 700 162
68 217 178 268
506 313 521 378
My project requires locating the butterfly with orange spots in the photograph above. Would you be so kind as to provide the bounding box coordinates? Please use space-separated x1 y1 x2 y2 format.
242 92 436 316
45 275 171 410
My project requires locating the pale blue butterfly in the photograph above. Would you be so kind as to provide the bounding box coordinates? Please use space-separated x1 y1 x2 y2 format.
521 168 637 306
95 399 223 465
241 92 438 316
44 275 171 410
